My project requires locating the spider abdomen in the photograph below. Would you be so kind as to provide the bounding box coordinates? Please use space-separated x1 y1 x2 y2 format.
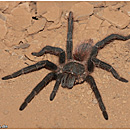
73 39 93 61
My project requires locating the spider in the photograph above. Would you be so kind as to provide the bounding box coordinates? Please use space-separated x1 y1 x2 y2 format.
2 11 130 120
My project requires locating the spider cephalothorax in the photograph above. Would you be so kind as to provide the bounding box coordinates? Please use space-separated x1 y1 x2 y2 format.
2 11 130 120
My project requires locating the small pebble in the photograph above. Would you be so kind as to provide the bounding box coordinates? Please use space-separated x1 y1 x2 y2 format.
92 98 98 104
18 55 25 60
13 43 30 49
87 89 92 95
123 100 127 104
3 110 9 115
11 52 17 56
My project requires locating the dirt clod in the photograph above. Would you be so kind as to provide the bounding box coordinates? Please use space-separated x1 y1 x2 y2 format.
98 7 130 29
71 2 94 21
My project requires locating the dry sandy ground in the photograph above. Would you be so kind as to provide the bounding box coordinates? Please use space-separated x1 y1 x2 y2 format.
0 1 130 129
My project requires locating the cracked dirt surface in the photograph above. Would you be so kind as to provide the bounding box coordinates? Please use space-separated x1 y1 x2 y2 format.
0 1 130 128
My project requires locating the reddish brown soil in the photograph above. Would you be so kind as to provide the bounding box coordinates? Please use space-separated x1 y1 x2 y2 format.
0 1 130 128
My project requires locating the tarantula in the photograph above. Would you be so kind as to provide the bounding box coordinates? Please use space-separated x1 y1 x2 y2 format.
2 11 130 120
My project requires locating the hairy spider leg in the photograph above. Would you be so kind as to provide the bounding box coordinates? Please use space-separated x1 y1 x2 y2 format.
92 58 128 82
95 34 130 49
32 46 65 64
87 46 98 72
20 72 56 111
87 58 95 73
66 11 73 60
2 60 57 80
86 75 108 120
90 34 130 59
50 73 62 101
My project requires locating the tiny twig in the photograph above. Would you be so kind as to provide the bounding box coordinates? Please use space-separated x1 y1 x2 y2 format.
24 54 37 62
